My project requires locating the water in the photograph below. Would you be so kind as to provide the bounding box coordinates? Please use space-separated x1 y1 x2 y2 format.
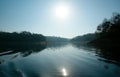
0 43 120 77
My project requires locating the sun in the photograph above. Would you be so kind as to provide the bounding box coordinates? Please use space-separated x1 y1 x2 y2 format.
53 3 71 20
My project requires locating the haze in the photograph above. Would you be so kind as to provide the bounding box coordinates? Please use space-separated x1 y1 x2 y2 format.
0 0 120 38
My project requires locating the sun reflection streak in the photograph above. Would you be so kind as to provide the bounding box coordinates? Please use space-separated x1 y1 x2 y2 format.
62 68 68 76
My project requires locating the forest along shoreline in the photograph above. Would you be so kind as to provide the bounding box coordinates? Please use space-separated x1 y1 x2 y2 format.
0 13 120 62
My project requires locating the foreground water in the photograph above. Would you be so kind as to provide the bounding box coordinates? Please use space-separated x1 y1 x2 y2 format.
0 43 120 77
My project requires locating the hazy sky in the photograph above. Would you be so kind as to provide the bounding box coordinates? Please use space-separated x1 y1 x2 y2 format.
0 0 120 38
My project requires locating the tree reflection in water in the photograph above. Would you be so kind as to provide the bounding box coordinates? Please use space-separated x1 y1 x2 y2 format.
0 43 120 77
0 43 47 57
71 42 120 65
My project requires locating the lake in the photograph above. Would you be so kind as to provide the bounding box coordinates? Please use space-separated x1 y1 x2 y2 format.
0 43 120 77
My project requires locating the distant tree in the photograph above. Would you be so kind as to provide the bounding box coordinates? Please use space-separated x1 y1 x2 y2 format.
0 31 46 43
71 33 95 44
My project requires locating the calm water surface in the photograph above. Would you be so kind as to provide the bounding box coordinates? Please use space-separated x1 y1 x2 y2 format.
0 43 120 77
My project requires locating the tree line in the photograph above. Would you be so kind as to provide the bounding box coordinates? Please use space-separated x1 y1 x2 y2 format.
70 12 120 48
91 13 120 47
0 31 46 44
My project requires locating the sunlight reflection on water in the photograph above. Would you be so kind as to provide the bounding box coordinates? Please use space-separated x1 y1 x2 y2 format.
0 44 120 77
61 68 68 76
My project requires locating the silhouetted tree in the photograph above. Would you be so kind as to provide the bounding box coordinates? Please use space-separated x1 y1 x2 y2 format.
0 31 46 44
92 13 120 47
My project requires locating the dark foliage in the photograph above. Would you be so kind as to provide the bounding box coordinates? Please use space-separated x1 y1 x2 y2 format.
91 13 120 49
0 31 46 44
0 31 47 56
95 13 120 39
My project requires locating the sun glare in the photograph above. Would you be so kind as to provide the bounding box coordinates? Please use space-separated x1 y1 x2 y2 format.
62 68 68 76
52 3 71 20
